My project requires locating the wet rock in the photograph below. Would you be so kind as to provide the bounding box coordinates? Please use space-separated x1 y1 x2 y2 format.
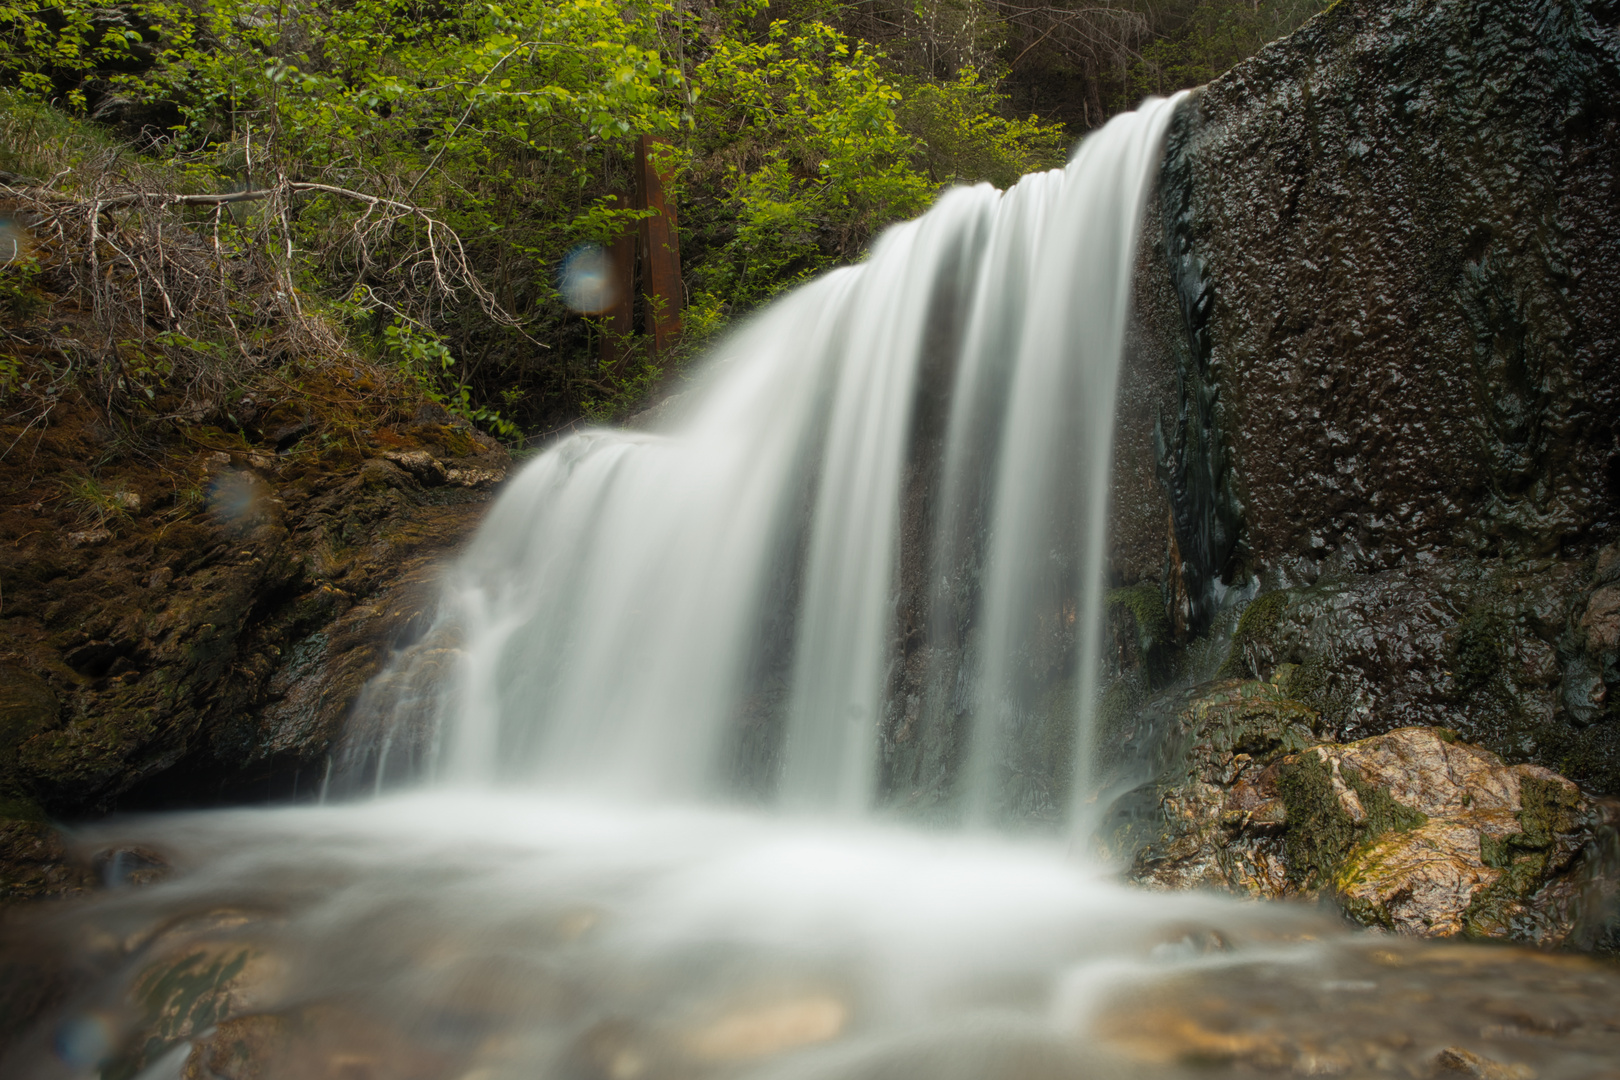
0 666 58 770
443 464 505 489
182 1014 286 1080
683 994 848 1062
1094 940 1620 1078
0 381 509 824
66 527 111 547
1120 680 1617 945
92 845 170 888
0 820 93 904
1432 1046 1536 1080
1117 675 1324 899
1107 0 1620 797
1206 558 1620 798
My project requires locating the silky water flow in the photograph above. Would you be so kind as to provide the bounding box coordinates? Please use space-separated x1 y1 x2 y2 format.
9 95 1620 1080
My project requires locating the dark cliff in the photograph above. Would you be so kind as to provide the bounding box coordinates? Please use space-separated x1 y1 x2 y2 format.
1115 0 1620 792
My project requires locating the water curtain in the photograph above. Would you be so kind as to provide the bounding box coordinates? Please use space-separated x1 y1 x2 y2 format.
359 93 1189 825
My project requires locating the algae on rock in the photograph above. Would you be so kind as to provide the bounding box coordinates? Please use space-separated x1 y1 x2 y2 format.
1119 677 1618 946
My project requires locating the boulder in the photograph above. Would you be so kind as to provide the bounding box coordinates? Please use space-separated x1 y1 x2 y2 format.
1119 678 1620 946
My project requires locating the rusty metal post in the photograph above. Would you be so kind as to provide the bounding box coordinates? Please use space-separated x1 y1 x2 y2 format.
635 135 683 354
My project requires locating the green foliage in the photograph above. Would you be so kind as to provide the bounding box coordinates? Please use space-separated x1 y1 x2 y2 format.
687 20 933 307
0 245 42 346
899 70 1071 189
59 472 132 527
0 0 148 111
0 0 1314 433
384 322 517 440
1126 0 1331 100
683 18 1065 316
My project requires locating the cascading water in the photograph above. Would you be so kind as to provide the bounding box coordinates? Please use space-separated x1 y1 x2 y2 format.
9 95 1620 1080
360 94 1186 821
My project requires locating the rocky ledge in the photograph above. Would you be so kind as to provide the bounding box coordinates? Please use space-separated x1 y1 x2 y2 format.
1113 677 1620 947
0 378 509 902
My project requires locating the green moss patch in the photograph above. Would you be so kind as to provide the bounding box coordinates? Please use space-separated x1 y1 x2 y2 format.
1277 751 1427 889
1108 584 1170 650
1217 590 1289 679
1463 777 1581 938
1450 605 1508 694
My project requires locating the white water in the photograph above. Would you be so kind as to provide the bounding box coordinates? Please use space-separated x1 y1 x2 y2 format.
365 94 1189 818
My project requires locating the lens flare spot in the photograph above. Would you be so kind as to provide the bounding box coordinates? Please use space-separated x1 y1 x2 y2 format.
560 244 620 314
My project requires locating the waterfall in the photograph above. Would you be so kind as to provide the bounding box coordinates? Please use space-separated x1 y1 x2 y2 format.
373 93 1189 820
23 91 1611 1080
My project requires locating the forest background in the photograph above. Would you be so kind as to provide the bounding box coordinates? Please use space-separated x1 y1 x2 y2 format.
0 0 1326 440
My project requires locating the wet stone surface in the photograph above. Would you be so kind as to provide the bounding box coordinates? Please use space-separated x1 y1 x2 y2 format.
1114 676 1620 947
1095 940 1620 1079
1108 0 1620 800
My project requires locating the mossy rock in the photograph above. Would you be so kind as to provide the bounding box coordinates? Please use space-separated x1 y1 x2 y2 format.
1449 604 1509 695
1463 776 1586 938
1217 591 1290 680
1108 583 1170 652
0 665 60 775
1181 677 1320 767
1277 751 1427 891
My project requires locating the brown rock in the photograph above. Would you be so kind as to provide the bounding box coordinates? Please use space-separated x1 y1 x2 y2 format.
1337 820 1505 937
382 449 447 486
443 464 505 488
1432 1046 1536 1080
1581 585 1620 657
1123 689 1608 945
0 820 92 904
683 994 848 1062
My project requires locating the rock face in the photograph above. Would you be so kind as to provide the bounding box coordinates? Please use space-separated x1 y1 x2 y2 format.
1119 679 1620 947
1108 0 1620 798
0 391 506 825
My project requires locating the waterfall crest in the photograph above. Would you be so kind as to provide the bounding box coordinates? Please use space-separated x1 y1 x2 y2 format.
373 93 1188 819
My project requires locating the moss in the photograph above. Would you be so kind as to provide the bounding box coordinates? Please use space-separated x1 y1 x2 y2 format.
418 423 475 457
1450 605 1507 694
1279 654 1358 731
1277 752 1358 888
1462 777 1582 937
1276 751 1426 890
1518 775 1580 845
1217 590 1289 679
1108 583 1170 649
0 793 45 822
1344 766 1428 837
1187 680 1319 764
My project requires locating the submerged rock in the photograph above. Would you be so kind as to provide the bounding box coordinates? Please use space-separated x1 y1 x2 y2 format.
1120 679 1620 946
1094 939 1620 1078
